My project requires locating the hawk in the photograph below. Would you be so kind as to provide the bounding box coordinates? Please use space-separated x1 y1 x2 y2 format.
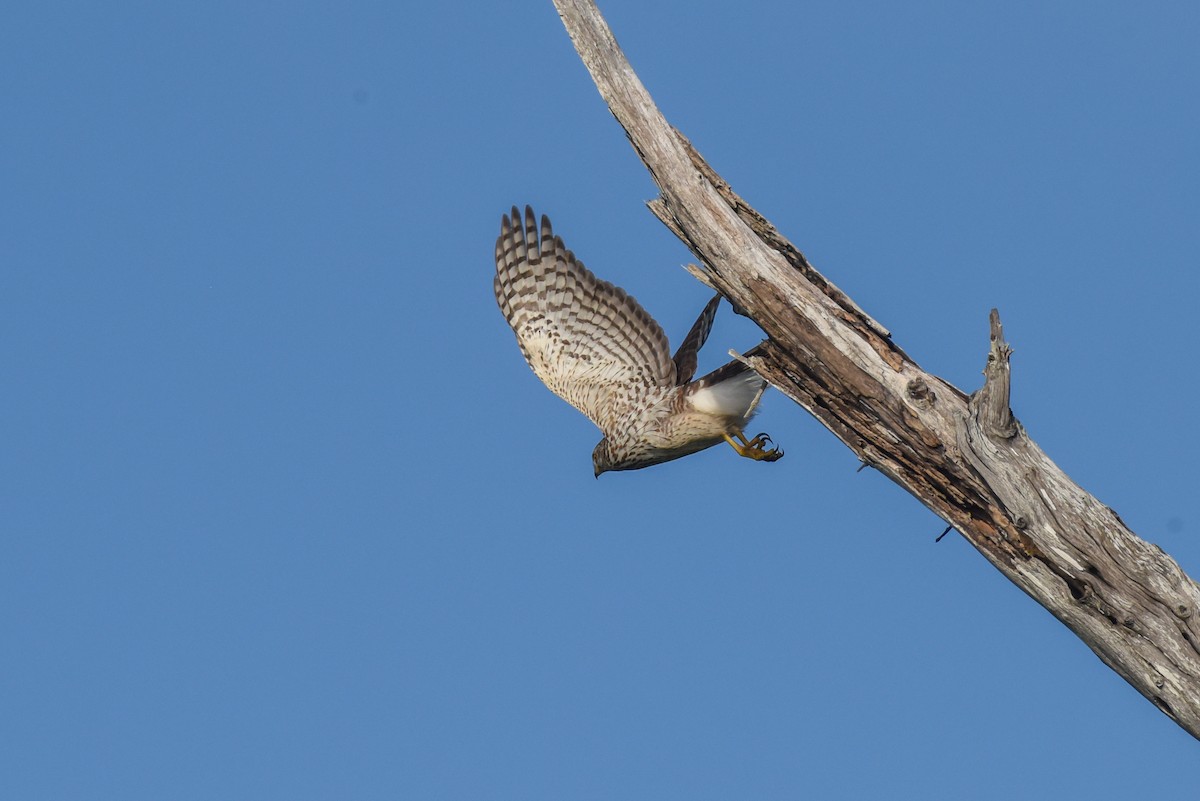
494 206 783 476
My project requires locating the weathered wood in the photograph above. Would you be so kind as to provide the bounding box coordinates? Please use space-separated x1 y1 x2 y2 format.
552 0 1200 739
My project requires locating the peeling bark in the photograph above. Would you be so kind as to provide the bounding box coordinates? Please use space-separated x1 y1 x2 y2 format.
552 0 1200 739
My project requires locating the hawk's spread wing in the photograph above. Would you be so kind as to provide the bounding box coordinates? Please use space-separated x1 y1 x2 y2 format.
494 206 676 435
672 293 721 386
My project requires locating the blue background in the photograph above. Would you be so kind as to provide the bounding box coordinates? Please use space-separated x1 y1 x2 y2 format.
3 1 1198 797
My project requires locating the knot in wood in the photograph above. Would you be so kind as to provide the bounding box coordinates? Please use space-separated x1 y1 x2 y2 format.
1174 604 1192 620
906 377 935 407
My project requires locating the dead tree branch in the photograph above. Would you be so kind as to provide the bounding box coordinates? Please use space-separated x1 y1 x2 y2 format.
551 0 1200 740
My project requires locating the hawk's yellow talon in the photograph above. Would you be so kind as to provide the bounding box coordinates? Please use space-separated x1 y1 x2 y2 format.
723 428 784 463
746 432 773 449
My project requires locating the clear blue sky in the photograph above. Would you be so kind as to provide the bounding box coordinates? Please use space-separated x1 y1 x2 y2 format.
3 1 1198 798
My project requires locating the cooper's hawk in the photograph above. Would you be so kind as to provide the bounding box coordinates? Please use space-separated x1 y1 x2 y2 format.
494 206 783 476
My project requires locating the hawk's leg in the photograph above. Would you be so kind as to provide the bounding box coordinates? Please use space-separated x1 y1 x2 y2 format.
723 428 784 462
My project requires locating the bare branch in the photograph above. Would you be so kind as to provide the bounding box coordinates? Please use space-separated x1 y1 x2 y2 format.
552 0 1200 739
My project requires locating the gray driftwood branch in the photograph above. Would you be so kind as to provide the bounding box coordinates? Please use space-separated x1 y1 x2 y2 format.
552 0 1200 740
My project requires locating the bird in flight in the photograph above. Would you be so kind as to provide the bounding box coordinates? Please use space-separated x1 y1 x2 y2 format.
494 206 783 476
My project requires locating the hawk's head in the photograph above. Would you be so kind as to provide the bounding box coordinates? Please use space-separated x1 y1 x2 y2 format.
592 438 614 478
